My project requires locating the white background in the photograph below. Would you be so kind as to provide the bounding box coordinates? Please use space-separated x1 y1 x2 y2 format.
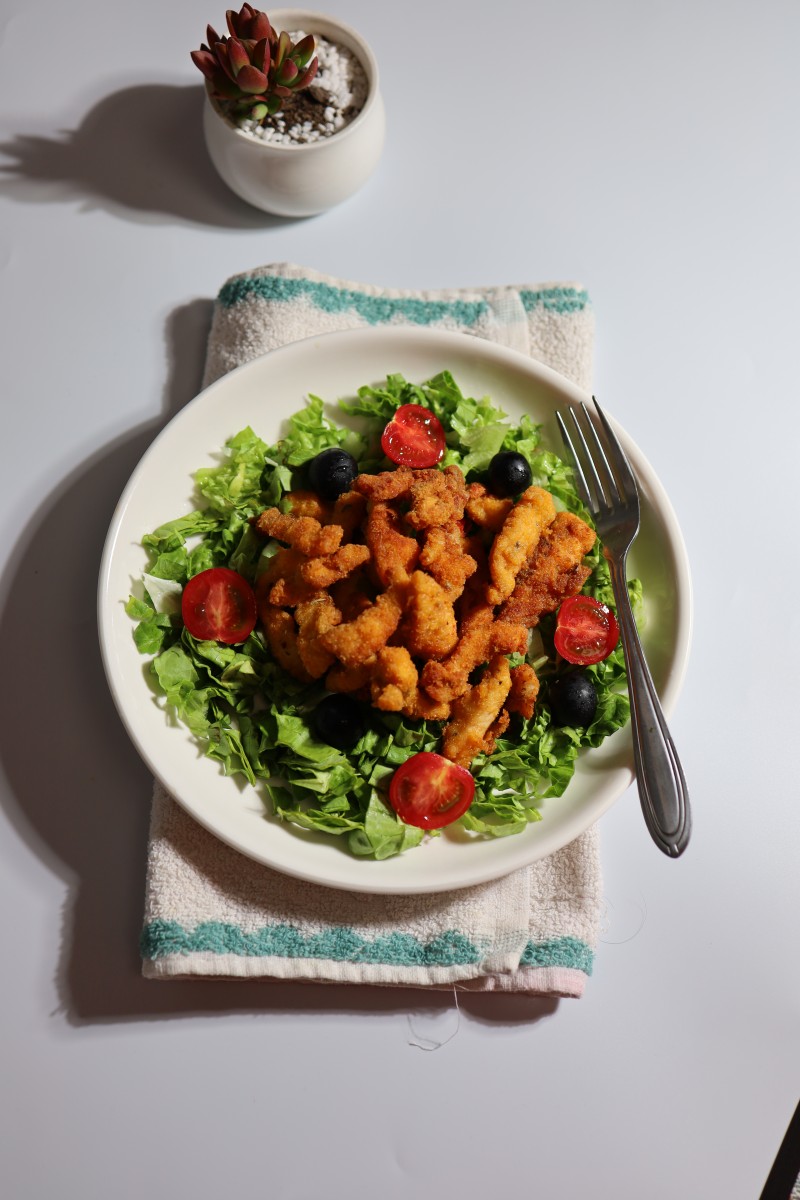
1 1 798 1197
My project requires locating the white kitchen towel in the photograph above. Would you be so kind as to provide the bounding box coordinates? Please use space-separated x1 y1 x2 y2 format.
141 262 602 995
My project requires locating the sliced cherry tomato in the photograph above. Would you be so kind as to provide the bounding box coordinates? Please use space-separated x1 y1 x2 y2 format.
554 594 620 665
181 567 257 644
381 404 446 468
388 751 475 830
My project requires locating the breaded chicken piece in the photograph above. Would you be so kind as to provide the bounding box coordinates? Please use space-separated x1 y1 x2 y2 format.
330 573 374 621
442 654 513 767
419 522 477 600
261 607 312 683
401 691 452 722
465 482 514 533
319 588 404 667
420 608 527 702
353 466 414 501
253 508 343 558
365 500 419 587
499 511 596 626
299 543 371 590
507 662 540 719
398 570 458 661
331 490 367 541
295 595 342 679
483 708 511 756
406 465 469 531
325 658 374 695
256 547 316 608
370 646 419 712
286 489 331 522
486 486 556 606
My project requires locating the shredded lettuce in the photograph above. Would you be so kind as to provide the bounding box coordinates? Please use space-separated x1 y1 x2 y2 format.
127 372 637 859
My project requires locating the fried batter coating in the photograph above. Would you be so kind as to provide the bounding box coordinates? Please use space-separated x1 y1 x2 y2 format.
398 571 458 661
507 662 540 719
299 543 371 590
483 708 511 756
353 466 414 501
254 508 343 557
402 692 452 722
465 482 514 533
420 611 527 702
319 588 404 667
256 548 315 608
330 573 374 621
331 490 367 541
295 595 342 679
499 511 596 626
261 607 312 683
365 501 419 587
419 522 477 600
370 646 419 712
442 654 513 767
286 490 331 522
486 486 556 606
406 465 469 531
325 658 374 695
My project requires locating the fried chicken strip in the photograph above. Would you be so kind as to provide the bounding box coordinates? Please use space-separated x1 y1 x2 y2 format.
353 466 414 501
299 543 371 590
398 570 458 661
253 508 343 557
499 511 596 626
365 500 419 586
507 662 540 720
261 607 312 683
405 465 468 531
465 482 513 533
419 606 527 702
295 595 343 679
419 522 477 600
319 588 404 667
442 654 513 767
256 547 316 608
486 486 556 606
370 646 419 712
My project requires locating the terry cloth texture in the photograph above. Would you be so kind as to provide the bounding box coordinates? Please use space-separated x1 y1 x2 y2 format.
141 263 602 995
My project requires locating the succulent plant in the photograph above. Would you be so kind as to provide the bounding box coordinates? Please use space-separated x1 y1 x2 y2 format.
191 5 319 123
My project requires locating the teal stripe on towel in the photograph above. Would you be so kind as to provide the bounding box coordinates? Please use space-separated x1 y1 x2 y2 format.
140 920 593 974
518 286 590 314
217 275 489 326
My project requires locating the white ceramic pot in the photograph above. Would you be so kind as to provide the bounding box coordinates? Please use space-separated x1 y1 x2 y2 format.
202 9 385 217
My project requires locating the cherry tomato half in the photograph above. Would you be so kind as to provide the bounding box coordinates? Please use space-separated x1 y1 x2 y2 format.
388 751 475 830
181 567 257 644
554 594 620 665
381 404 446 468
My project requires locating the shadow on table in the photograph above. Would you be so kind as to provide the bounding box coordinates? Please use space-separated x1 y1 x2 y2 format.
0 298 559 1031
0 82 294 229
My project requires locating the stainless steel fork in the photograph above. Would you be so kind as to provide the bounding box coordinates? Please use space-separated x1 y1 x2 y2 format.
556 399 691 858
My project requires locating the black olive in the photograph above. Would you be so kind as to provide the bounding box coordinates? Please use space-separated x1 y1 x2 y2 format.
312 694 367 750
307 448 358 500
487 451 533 497
548 672 598 727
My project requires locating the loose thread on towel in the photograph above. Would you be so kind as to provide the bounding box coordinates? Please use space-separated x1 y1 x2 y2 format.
407 987 461 1052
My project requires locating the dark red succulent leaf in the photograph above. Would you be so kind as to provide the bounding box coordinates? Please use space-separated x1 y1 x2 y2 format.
190 49 218 80
236 64 269 93
274 29 291 67
227 36 250 76
207 24 221 46
251 11 273 41
276 58 299 86
251 36 270 74
292 34 316 68
214 40 236 81
272 84 292 98
295 58 319 89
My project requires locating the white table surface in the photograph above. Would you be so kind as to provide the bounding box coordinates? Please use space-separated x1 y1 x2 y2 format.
2 1 798 1197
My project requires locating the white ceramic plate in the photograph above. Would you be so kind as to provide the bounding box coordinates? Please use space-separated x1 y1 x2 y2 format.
98 327 692 894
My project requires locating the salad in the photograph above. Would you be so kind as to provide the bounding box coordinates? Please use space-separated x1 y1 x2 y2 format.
127 371 638 860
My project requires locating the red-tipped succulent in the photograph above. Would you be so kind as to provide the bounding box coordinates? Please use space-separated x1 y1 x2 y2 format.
191 5 319 122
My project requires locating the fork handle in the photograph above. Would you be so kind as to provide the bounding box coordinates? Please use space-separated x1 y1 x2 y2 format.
607 557 691 857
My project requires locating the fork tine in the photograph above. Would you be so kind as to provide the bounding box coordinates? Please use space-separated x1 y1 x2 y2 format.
566 404 617 513
556 411 594 511
591 397 639 505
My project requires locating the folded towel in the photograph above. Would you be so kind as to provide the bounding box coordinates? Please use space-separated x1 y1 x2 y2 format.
141 263 602 996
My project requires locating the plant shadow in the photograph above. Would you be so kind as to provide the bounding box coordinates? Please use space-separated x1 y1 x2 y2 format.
0 82 294 229
0 298 560 1030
